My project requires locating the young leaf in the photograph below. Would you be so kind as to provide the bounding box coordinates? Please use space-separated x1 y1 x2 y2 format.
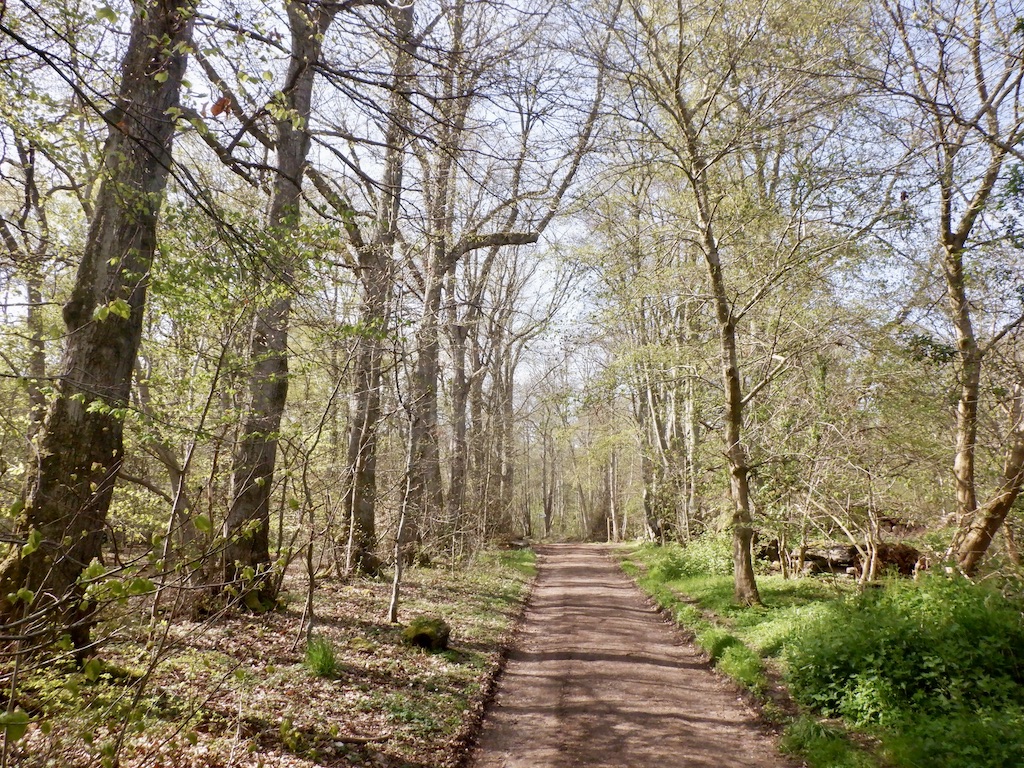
109 298 131 319
22 529 42 557
84 657 103 682
0 709 30 742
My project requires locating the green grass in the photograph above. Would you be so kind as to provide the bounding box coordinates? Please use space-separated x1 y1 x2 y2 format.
304 635 339 678
621 542 871 768
495 547 538 578
621 541 1024 768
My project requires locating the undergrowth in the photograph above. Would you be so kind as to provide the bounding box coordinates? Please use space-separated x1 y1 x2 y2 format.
788 574 1024 768
5 547 537 768
622 541 1024 768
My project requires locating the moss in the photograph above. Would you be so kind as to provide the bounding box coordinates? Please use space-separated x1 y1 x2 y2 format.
402 615 451 651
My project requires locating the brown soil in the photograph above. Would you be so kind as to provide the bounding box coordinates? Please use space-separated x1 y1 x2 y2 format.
468 543 798 768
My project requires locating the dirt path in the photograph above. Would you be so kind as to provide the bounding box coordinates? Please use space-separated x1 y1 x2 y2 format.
468 543 796 768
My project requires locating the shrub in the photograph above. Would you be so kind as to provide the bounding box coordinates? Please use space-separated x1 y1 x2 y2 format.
646 547 690 581
785 575 1024 727
304 635 338 678
645 535 733 582
881 707 1024 768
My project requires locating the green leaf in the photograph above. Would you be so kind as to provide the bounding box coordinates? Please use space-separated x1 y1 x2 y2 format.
93 305 110 322
154 70 169 83
126 577 155 596
0 709 30 742
95 6 118 23
84 658 103 682
15 588 34 604
8 499 24 518
109 298 131 319
22 529 42 557
81 559 106 582
193 514 213 535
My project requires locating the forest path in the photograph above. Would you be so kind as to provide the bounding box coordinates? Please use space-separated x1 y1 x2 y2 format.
468 543 795 768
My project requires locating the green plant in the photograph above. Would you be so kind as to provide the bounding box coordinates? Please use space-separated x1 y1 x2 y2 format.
694 625 740 661
716 643 765 693
643 537 733 582
304 636 338 678
496 548 537 577
785 575 1024 726
881 707 1024 768
780 716 874 768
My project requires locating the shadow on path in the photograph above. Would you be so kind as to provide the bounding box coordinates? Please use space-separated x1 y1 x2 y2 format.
468 543 795 768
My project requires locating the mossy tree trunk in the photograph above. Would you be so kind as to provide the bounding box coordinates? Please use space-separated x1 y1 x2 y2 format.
0 0 196 646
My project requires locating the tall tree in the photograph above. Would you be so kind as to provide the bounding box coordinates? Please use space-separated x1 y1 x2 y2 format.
870 0 1024 573
313 0 417 576
222 0 342 605
0 0 197 644
612 0 865 603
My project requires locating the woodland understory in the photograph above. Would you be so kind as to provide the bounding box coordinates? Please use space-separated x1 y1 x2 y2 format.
2 0 1024 763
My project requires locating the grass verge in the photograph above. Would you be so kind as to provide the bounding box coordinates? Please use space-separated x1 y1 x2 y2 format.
620 542 874 768
621 541 1024 768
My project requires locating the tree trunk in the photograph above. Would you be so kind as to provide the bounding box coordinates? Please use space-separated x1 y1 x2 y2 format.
542 430 555 537
957 385 1024 574
943 243 982 521
224 1 336 605
445 317 470 551
343 264 389 576
342 3 413 575
0 0 195 645
699 207 761 605
401 273 446 556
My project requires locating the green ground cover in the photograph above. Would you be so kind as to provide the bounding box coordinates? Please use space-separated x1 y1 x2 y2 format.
622 542 1024 768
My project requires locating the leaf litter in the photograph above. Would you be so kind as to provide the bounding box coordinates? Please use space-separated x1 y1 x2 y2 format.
5 550 533 768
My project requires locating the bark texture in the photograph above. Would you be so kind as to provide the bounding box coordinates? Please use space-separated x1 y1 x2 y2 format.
0 0 195 644
224 0 337 603
341 2 414 575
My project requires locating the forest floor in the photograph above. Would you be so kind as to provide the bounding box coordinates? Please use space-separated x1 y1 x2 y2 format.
468 543 798 768
8 549 534 768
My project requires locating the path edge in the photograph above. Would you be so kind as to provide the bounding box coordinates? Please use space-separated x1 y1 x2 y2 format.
449 546 542 768
605 543 802 756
